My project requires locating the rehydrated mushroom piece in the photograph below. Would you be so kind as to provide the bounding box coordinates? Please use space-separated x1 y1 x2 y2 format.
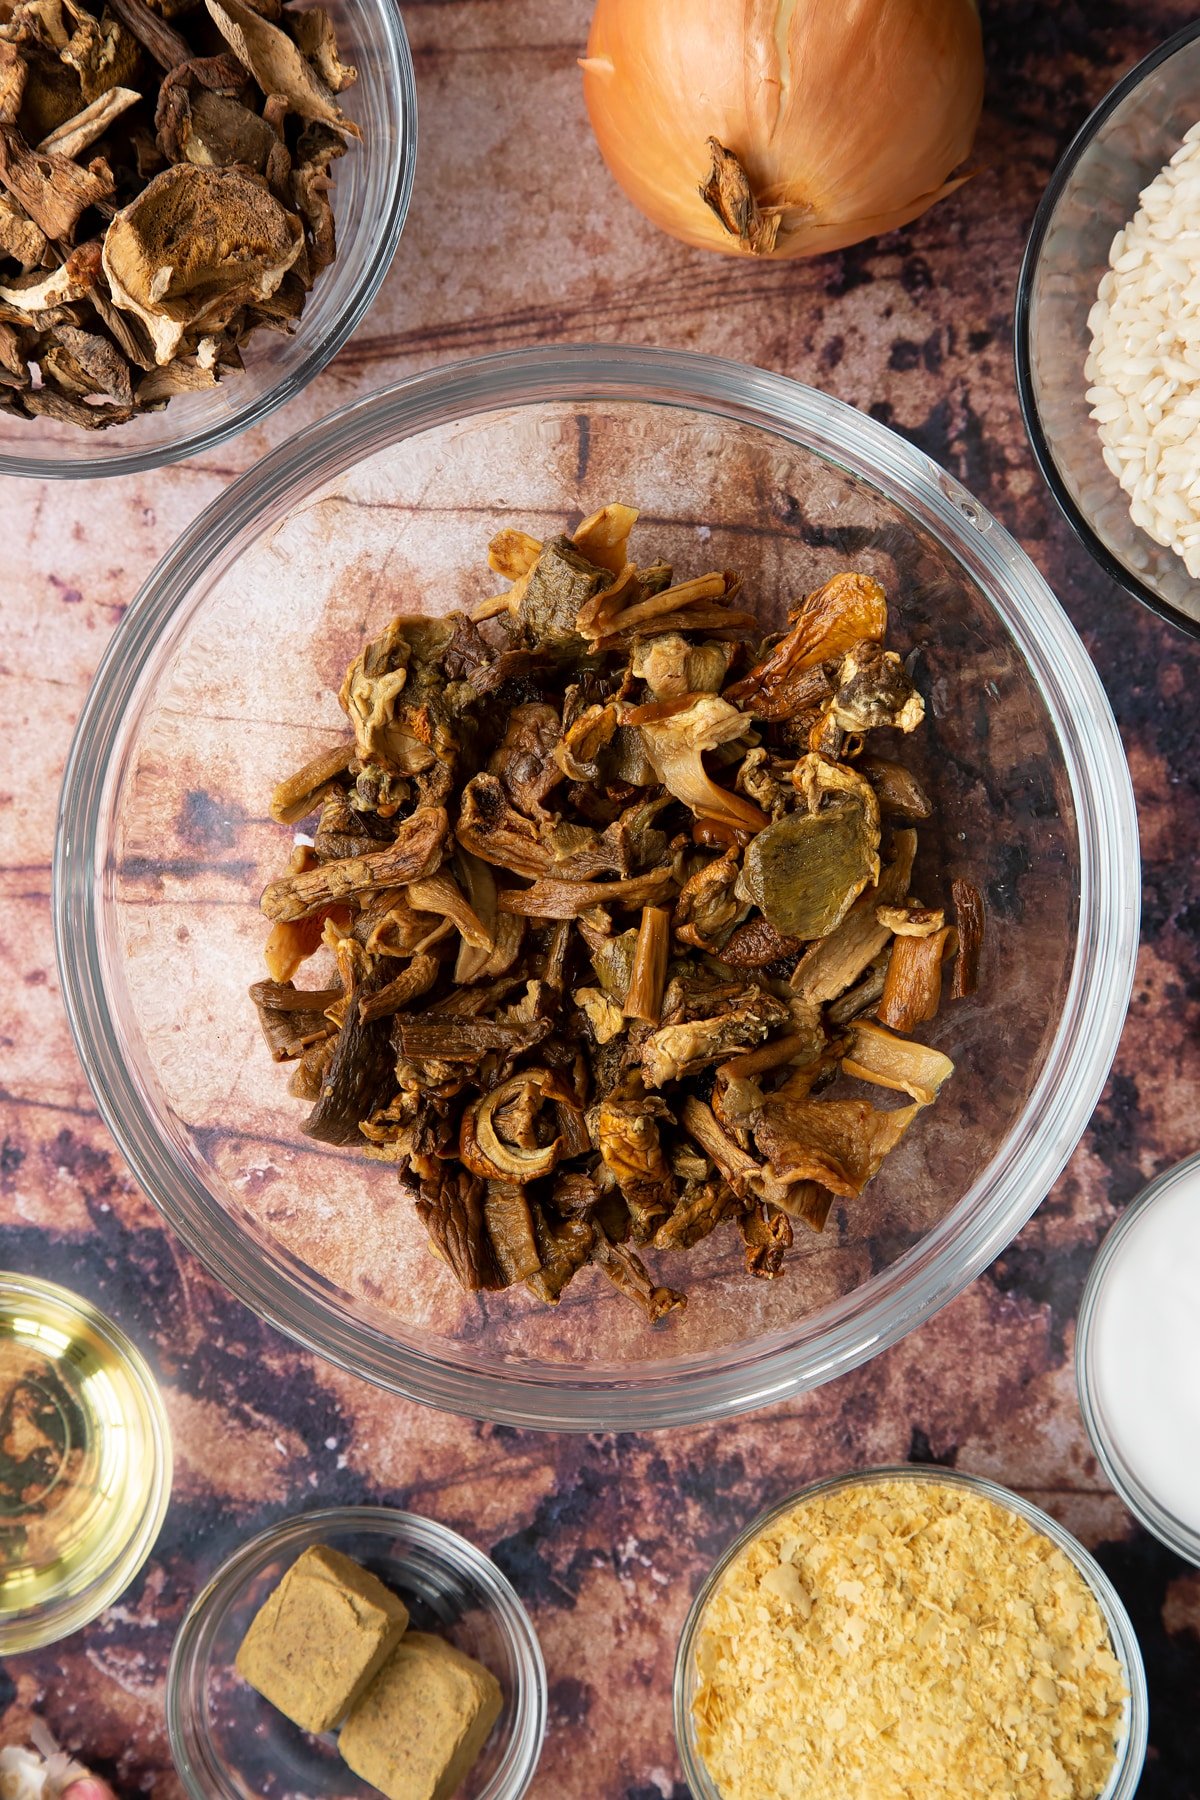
595 1073 676 1241
739 1200 793 1278
497 866 676 919
252 511 974 1322
651 1177 739 1251
827 639 925 733
624 903 670 1022
301 966 396 1146
525 1209 594 1306
483 1182 541 1286
270 740 356 826
459 1068 585 1182
406 869 493 953
876 901 944 937
673 848 749 953
641 985 790 1088
737 755 880 942
635 694 767 833
578 564 756 649
877 924 956 1032
860 755 932 821
718 914 803 969
507 533 614 652
260 807 449 921
841 1018 953 1107
790 829 916 1006
571 501 638 574
488 703 563 819
725 572 888 718
456 773 550 880
103 163 304 364
752 1082 920 1200
556 695 619 784
249 978 340 1062
417 1165 496 1292
339 616 465 777
591 1228 685 1321
735 746 792 821
358 953 440 1023
631 632 734 700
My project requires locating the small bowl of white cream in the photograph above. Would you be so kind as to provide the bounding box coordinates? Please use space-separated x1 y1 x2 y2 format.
1077 1150 1200 1564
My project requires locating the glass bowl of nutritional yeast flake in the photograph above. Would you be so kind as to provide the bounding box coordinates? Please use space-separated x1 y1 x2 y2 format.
166 1506 547 1800
0 1271 172 1653
673 1466 1149 1800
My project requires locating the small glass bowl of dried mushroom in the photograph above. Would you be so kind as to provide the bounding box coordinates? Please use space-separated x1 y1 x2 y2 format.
167 1505 546 1800
674 1466 1149 1800
55 345 1140 1431
0 0 415 477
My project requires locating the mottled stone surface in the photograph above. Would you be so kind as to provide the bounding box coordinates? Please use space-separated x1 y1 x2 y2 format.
1 1 1199 1794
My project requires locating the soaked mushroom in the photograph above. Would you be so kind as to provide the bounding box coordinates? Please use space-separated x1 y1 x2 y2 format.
253 511 978 1320
459 1069 582 1182
737 755 880 941
635 693 768 833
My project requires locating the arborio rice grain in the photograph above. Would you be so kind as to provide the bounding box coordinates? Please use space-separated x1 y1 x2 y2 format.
1086 123 1200 579
692 1477 1127 1800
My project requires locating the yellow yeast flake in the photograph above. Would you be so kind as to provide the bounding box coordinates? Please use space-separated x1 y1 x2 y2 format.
693 1477 1126 1800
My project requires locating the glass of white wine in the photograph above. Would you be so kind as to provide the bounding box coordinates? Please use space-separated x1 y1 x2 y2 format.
0 1272 171 1652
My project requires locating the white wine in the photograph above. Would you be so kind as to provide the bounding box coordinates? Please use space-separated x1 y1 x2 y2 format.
0 1273 171 1652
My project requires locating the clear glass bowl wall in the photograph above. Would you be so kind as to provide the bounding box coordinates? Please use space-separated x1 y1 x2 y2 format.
1016 20 1200 635
54 347 1140 1430
0 0 416 480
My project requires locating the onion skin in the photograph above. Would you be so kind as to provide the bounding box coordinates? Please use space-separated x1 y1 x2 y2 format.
581 0 984 260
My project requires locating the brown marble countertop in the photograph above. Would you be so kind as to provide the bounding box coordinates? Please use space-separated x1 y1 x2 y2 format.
2 1 1199 1793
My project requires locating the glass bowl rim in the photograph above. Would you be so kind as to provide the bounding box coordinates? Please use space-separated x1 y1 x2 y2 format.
52 342 1140 1431
0 0 417 482
672 1462 1150 1800
165 1502 548 1800
1013 16 1200 643
1076 1149 1200 1567
0 1269 172 1652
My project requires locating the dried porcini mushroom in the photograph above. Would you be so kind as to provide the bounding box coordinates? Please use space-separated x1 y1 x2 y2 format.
104 164 304 363
254 511 981 1321
0 0 358 428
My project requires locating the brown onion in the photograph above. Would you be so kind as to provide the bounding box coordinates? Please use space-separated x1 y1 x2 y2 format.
581 0 983 260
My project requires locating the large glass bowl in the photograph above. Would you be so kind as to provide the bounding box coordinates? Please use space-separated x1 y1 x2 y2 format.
53 345 1139 1431
0 0 416 480
1015 20 1200 638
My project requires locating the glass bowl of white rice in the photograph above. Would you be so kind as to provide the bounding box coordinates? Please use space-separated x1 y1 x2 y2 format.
1016 20 1200 638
